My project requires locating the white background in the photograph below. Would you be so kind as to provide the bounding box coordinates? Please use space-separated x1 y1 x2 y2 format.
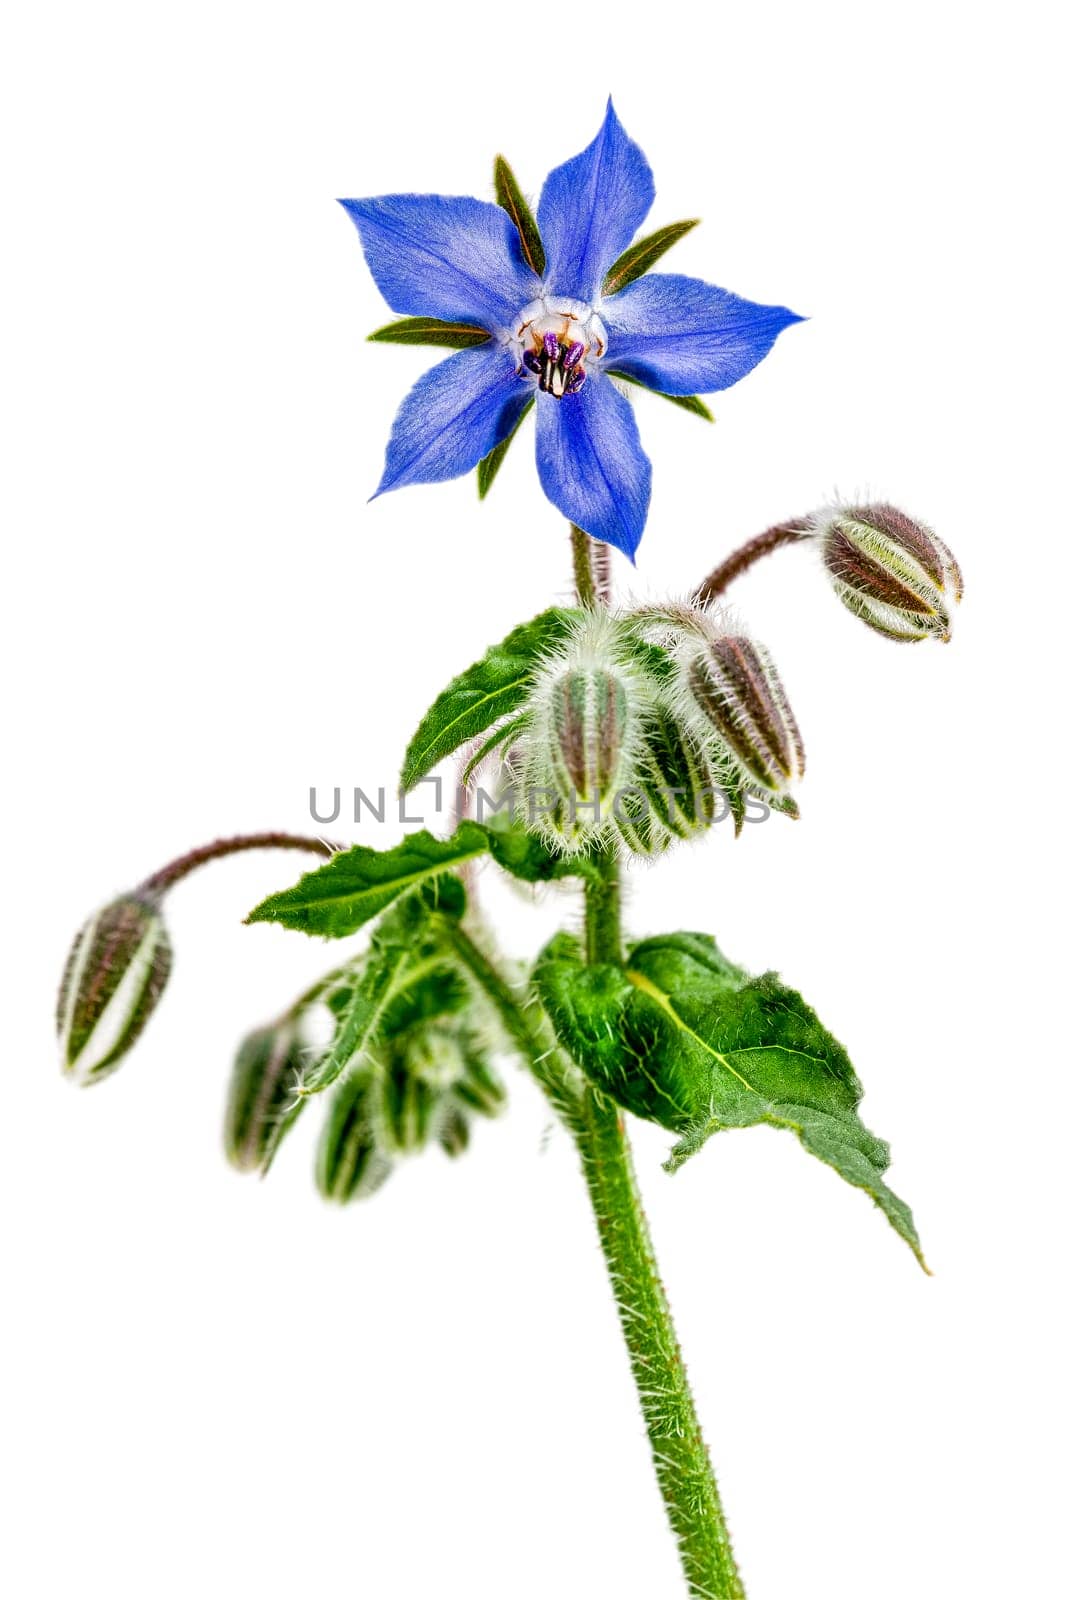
2 3 1069 1596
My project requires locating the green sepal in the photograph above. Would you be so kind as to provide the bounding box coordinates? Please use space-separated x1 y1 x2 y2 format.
533 930 926 1268
400 607 578 791
248 819 579 941
493 155 546 275
461 714 529 783
368 317 491 348
477 397 533 498
602 219 700 295
614 370 714 420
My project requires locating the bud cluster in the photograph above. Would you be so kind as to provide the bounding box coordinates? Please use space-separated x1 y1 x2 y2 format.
220 980 507 1204
500 608 805 858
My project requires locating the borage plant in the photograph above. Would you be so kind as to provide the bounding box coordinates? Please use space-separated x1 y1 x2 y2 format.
59 102 962 1598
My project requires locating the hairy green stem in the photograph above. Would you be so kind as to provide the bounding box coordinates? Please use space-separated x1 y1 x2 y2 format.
574 857 745 1597
437 918 583 1125
568 523 745 1596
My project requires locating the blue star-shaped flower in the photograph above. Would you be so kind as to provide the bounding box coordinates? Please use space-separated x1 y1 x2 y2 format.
341 100 801 560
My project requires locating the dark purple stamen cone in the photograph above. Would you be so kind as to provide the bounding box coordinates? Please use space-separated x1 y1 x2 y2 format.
563 340 584 369
542 330 560 362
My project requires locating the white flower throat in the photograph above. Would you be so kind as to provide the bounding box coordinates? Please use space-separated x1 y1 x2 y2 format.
512 296 607 398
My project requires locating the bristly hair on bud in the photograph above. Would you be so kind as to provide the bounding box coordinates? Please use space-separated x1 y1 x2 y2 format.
814 502 964 643
57 894 172 1085
519 610 655 854
675 632 805 802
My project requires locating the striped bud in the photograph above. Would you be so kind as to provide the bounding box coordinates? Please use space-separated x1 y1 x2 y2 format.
817 504 963 642
57 894 172 1085
611 785 671 857
450 1044 507 1119
544 665 631 837
683 637 804 799
224 1019 306 1172
438 1105 471 1159
317 1071 393 1203
380 1049 440 1153
635 704 720 841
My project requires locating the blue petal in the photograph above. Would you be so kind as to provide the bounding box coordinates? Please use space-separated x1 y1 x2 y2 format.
602 273 803 395
377 344 527 494
535 374 652 560
339 195 541 330
537 100 655 303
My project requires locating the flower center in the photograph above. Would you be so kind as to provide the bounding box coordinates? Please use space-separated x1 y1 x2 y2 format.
512 296 607 398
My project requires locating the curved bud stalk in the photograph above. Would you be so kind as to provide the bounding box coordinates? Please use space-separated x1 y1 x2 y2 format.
224 1018 308 1172
679 634 805 803
317 1070 393 1203
815 503 963 642
57 895 172 1085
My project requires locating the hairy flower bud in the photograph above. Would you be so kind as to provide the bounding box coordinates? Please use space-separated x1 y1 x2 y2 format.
57 894 172 1085
224 1019 306 1172
438 1105 471 1159
450 1044 507 1119
521 612 650 852
317 1071 393 1203
682 636 804 800
816 503 963 642
635 703 720 841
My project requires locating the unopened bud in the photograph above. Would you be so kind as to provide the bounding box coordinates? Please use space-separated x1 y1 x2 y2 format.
57 894 172 1085
438 1105 471 1159
816 503 963 642
450 1044 507 1119
548 667 630 812
224 1019 306 1172
635 704 719 841
683 636 804 799
316 1071 393 1203
521 613 650 852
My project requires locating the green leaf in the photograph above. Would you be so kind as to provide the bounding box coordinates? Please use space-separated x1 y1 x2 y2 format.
368 317 491 348
477 398 533 498
614 370 714 420
493 155 545 276
248 832 478 938
533 930 926 1268
602 219 700 295
248 820 582 942
401 607 577 791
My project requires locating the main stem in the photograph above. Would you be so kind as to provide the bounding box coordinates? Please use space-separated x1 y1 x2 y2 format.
569 534 745 1597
